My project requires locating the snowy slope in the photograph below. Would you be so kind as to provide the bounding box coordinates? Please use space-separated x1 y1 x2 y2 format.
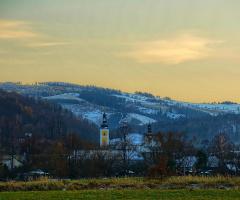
113 93 240 116
42 90 240 128
43 93 83 101
168 100 240 116
61 104 111 125
125 113 157 125
46 91 239 126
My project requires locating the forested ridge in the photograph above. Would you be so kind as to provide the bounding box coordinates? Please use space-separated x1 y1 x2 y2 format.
0 88 98 150
148 113 240 142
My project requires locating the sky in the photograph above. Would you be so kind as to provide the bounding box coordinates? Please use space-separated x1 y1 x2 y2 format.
0 0 240 103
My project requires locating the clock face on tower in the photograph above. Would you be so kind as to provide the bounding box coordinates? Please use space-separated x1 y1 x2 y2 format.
101 130 108 136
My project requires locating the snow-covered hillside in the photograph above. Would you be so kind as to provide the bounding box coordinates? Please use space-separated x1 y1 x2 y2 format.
62 104 105 125
169 100 240 116
113 92 240 116
40 90 240 128
122 113 157 125
1 82 240 130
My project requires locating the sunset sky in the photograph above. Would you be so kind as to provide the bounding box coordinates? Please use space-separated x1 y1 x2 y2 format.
0 0 240 103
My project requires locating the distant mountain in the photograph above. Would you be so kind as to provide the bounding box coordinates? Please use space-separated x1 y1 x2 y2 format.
1 82 240 142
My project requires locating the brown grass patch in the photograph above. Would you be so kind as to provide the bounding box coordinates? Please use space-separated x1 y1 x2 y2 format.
1 176 240 192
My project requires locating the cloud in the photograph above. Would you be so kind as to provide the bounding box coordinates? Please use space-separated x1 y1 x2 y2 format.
27 42 70 47
0 20 37 38
121 34 223 65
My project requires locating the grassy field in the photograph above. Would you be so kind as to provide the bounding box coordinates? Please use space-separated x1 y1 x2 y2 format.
1 176 240 199
1 189 240 200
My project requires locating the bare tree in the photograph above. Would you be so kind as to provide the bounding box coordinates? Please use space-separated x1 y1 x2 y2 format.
117 122 133 171
145 131 196 173
211 133 235 173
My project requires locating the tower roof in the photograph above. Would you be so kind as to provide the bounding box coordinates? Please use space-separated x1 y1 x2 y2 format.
101 112 108 128
103 112 106 118
148 121 151 133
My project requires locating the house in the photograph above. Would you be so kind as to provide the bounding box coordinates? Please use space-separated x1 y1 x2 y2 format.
22 170 49 181
1 156 23 171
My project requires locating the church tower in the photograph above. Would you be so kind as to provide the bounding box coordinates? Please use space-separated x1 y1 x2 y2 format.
100 112 109 146
148 121 152 134
144 121 152 142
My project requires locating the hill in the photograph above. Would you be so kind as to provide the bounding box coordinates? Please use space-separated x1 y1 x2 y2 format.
0 88 98 156
1 82 240 142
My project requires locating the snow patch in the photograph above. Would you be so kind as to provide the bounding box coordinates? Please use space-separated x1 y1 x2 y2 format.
123 113 157 125
44 93 83 101
166 112 185 119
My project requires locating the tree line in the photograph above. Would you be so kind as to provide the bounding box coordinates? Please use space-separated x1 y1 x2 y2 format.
0 123 239 180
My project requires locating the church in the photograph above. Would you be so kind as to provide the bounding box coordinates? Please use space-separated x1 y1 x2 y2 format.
100 112 109 146
99 112 153 147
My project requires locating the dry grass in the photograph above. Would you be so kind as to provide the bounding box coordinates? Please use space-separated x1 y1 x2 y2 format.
1 176 240 192
0 177 66 192
163 175 240 189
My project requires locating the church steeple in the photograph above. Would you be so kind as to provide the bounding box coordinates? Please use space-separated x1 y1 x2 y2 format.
148 121 151 133
100 112 109 146
144 121 153 143
101 112 108 128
